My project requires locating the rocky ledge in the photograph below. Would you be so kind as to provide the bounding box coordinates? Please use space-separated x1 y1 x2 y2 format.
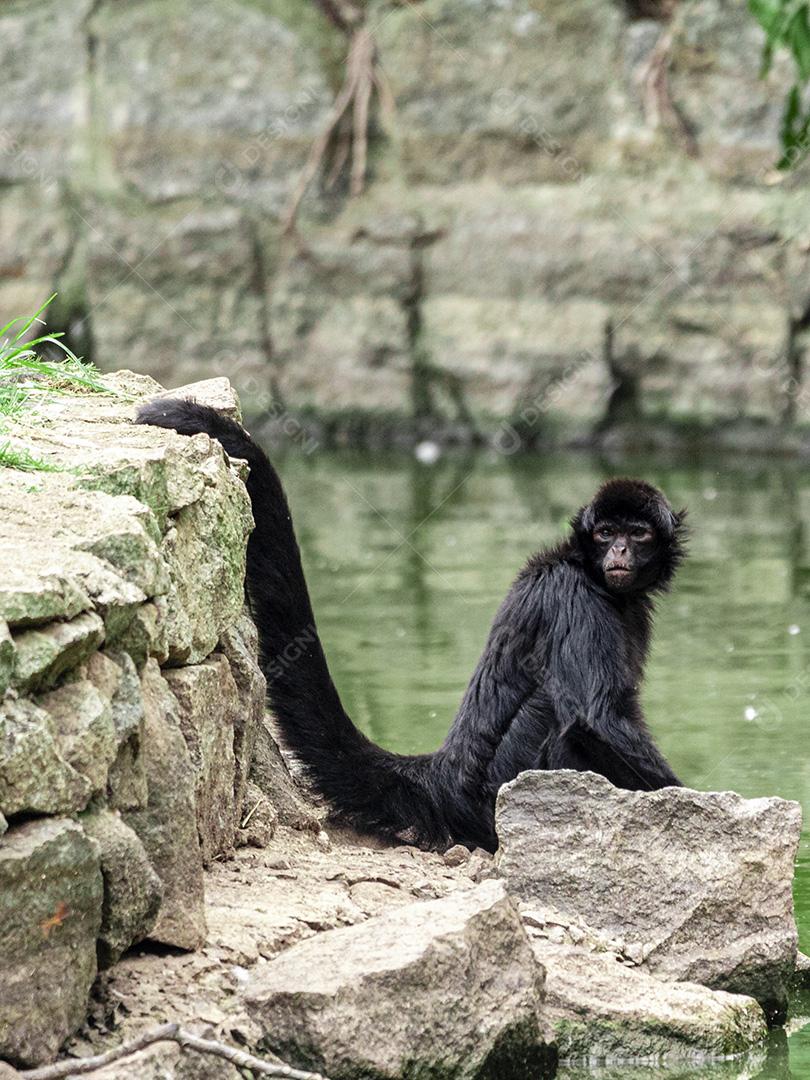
0 372 286 1065
0 375 805 1078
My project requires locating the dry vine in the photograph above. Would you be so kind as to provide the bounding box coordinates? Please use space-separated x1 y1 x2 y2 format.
18 1023 329 1080
636 2 698 158
282 0 396 234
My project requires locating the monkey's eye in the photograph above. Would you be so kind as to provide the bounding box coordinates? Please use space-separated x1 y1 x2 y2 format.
631 527 654 542
594 527 615 543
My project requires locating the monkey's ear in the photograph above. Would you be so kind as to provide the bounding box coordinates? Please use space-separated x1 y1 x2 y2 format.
673 506 689 538
649 497 684 539
572 503 595 535
654 505 688 552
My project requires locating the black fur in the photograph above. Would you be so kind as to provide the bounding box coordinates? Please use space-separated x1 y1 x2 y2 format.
137 400 687 852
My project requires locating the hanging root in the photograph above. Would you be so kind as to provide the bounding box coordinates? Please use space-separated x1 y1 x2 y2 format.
637 15 699 159
282 6 396 235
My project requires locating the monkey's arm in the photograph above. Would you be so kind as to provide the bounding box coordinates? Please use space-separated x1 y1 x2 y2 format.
541 565 681 790
440 568 552 796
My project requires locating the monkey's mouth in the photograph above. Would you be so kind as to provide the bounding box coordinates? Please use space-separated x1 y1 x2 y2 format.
605 564 633 584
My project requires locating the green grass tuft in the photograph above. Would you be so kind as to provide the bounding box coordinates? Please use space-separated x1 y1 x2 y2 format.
0 441 62 473
0 295 110 471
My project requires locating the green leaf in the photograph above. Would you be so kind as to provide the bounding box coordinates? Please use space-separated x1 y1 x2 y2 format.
777 83 810 167
749 0 784 35
787 7 810 77
3 294 57 347
760 39 775 76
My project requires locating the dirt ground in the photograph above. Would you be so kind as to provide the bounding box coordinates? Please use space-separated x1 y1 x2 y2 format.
66 822 492 1076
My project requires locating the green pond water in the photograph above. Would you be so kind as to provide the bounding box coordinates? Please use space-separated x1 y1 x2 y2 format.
277 447 810 1078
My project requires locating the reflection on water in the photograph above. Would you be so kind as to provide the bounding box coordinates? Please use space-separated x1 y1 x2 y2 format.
276 448 810 1079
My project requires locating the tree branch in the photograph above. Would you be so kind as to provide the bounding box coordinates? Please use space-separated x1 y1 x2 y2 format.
281 38 361 234
312 0 362 32
350 28 374 196
282 2 398 235
19 1023 330 1080
637 17 698 159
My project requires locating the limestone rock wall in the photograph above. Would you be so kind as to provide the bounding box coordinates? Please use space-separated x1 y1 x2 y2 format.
2 0 809 442
0 374 266 1067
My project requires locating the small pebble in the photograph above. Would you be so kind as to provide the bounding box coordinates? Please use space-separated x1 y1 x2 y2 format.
521 910 547 930
470 847 493 862
443 844 471 867
412 880 439 899
624 942 644 965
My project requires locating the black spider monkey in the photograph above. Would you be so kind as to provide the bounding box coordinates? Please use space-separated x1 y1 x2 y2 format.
138 399 687 852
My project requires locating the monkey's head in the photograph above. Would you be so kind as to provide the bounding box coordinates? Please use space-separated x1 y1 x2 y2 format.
572 478 687 595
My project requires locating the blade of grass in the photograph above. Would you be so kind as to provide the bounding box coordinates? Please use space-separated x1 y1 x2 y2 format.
2 294 58 348
2 354 107 392
0 441 60 473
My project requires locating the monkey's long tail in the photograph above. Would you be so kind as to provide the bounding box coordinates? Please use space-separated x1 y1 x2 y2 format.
137 399 449 848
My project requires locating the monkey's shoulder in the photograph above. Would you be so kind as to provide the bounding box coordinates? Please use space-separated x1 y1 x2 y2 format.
494 545 591 626
518 541 584 589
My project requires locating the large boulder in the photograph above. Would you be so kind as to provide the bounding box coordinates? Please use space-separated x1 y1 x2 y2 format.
0 818 103 1067
10 610 104 693
88 0 336 211
164 656 240 864
0 622 13 695
0 651 149 820
249 715 322 832
0 469 169 643
102 652 149 812
495 771 802 1021
0 373 249 667
663 0 798 183
244 879 556 1079
124 660 206 951
268 227 413 415
158 451 253 666
373 0 625 185
36 669 120 797
0 373 271 1064
80 807 162 967
0 697 91 816
217 613 267 817
529 935 766 1060
0 0 92 185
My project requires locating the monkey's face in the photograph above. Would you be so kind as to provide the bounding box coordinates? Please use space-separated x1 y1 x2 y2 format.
572 478 687 595
591 517 660 593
